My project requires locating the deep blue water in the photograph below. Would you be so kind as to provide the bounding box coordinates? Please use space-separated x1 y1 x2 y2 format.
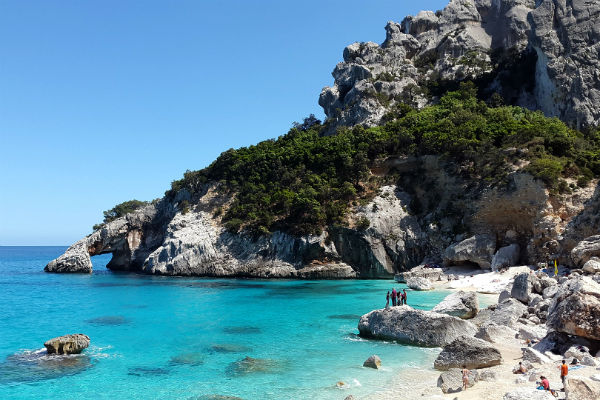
0 246 460 399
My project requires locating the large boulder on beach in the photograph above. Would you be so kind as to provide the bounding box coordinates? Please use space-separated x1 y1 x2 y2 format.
475 323 517 344
566 377 600 400
44 334 90 355
432 290 479 319
358 306 477 347
547 276 600 340
406 277 433 291
511 272 532 303
434 335 502 370
443 234 496 269
491 244 520 271
437 368 478 393
488 298 528 328
571 235 600 266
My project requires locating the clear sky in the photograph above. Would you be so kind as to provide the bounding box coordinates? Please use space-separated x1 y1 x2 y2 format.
0 0 449 245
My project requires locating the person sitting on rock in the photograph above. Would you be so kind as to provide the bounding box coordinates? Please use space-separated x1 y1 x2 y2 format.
513 361 527 374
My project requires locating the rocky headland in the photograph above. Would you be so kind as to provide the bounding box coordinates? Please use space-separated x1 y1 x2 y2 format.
47 0 600 283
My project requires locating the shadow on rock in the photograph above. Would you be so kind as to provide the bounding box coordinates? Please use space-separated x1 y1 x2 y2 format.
225 356 283 377
85 316 129 326
0 349 93 384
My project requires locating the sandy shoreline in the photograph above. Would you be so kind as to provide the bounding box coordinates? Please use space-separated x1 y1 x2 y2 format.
359 267 600 400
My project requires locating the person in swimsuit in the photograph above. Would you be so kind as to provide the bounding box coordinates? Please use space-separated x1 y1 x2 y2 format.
462 365 469 391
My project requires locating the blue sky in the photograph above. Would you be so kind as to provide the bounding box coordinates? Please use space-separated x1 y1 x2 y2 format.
0 0 449 245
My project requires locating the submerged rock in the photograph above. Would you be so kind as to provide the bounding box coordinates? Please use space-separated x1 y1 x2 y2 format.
226 356 281 376
358 306 477 347
434 336 502 370
169 352 205 366
44 334 90 355
209 344 253 354
432 290 479 319
0 349 93 384
85 316 128 326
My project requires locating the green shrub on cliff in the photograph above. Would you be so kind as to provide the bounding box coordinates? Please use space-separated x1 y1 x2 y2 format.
167 83 600 236
93 199 148 231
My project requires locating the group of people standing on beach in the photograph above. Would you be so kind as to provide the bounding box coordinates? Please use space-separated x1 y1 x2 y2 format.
385 288 407 307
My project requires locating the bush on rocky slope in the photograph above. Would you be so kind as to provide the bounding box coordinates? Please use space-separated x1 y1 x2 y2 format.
155 84 600 236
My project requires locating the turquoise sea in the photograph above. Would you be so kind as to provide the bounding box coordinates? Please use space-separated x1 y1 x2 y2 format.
1 246 464 400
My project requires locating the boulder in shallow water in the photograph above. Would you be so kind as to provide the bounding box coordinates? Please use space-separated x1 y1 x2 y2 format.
44 334 90 355
437 368 478 393
547 276 600 340
358 306 477 347
406 276 433 290
432 290 478 319
434 335 502 370
362 355 381 369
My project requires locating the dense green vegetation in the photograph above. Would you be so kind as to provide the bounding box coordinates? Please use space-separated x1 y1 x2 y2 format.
93 200 148 231
163 83 600 236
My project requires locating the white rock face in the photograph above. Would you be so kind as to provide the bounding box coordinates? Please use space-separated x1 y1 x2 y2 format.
358 306 477 347
406 277 433 291
432 290 479 319
443 234 497 269
320 0 600 133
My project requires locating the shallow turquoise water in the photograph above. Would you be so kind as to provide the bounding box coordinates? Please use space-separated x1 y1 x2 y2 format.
0 247 465 400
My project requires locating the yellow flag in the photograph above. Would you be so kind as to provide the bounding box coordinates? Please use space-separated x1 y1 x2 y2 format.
554 259 558 276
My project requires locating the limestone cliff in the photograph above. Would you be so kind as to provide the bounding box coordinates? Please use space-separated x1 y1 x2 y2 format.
319 0 600 134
